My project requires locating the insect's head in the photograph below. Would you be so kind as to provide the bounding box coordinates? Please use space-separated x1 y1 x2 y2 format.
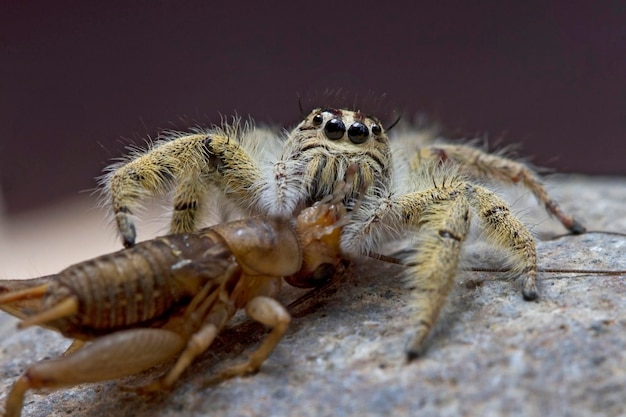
284 196 346 288
285 164 364 289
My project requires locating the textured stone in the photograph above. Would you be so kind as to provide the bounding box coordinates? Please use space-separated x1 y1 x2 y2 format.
0 175 625 417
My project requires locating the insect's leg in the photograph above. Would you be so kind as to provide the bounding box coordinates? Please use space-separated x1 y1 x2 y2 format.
394 186 471 360
63 339 86 356
414 144 586 234
0 283 49 304
3 329 185 417
133 322 221 393
129 263 242 394
466 184 538 300
0 284 78 328
0 280 62 324
205 295 290 385
17 297 78 329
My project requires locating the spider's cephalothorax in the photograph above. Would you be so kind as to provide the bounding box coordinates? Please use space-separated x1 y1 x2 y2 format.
102 107 585 358
283 108 393 206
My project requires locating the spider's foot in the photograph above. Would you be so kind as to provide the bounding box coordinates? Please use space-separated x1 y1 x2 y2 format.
568 219 587 235
405 322 431 362
406 348 421 363
115 211 137 248
522 282 538 301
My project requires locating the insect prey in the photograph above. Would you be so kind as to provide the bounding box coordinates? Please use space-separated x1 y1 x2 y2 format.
0 169 359 417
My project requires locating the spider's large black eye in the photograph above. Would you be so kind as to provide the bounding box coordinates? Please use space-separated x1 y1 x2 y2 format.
312 113 324 126
324 118 345 140
348 122 369 144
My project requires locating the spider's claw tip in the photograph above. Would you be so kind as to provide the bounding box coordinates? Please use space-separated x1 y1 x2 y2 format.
522 287 538 301
406 349 420 362
122 233 136 248
568 219 586 235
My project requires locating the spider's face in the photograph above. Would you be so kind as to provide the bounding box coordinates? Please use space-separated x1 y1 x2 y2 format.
294 108 390 155
287 108 394 203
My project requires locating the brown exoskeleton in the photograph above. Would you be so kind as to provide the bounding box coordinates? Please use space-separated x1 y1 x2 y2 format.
0 172 357 417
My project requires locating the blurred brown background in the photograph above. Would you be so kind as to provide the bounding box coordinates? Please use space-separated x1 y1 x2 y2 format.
1 1 625 214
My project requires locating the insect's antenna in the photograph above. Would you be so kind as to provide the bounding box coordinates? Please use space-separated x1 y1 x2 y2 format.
386 114 402 132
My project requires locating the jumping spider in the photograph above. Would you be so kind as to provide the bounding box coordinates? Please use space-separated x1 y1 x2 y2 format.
101 107 585 358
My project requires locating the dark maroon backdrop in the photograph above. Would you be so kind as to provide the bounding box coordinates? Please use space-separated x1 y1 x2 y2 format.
1 1 624 213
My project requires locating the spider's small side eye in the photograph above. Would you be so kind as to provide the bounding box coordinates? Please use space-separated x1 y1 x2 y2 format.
324 118 346 140
312 113 324 126
348 122 369 144
371 124 382 135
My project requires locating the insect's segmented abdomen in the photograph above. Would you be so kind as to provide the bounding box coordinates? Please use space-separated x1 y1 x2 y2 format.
55 231 232 333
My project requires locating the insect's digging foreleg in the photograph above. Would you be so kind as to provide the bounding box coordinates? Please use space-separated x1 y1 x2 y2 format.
399 189 471 360
467 185 538 300
204 296 290 386
415 144 585 234
3 329 186 417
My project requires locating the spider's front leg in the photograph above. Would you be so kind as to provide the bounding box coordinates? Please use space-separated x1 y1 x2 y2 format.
413 144 586 234
102 129 263 247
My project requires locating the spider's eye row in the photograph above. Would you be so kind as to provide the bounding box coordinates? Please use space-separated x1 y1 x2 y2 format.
371 124 382 135
324 118 346 140
312 113 324 126
348 122 369 144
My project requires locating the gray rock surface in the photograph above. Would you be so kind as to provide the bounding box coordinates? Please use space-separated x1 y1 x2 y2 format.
1 175 625 417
